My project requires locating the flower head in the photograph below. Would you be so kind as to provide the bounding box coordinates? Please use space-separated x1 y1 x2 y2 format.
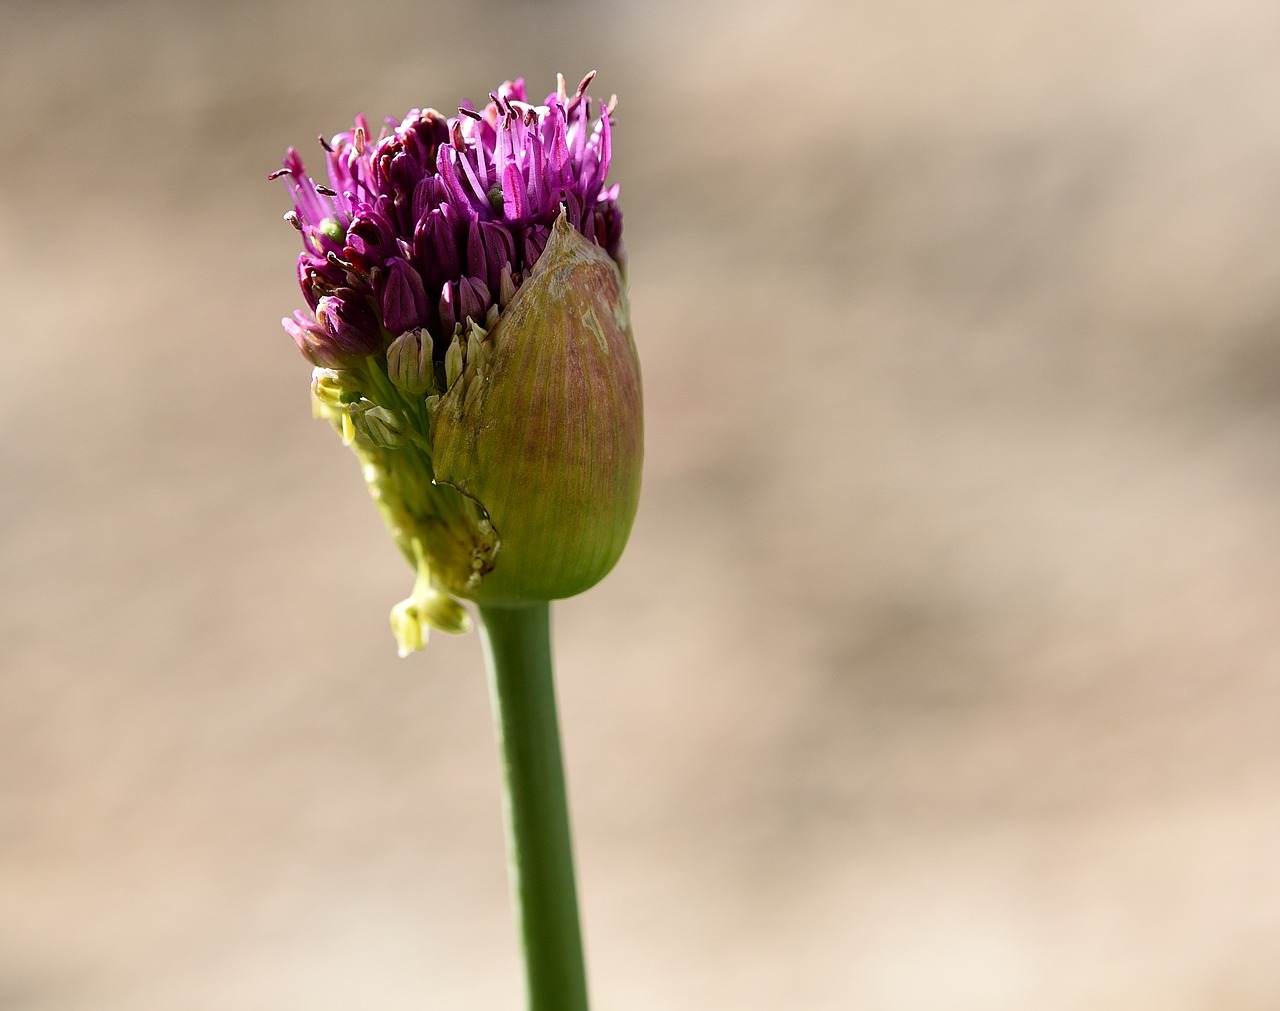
273 73 622 368
274 74 641 655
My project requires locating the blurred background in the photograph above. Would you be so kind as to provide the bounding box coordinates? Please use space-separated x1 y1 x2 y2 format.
3 0 1280 1007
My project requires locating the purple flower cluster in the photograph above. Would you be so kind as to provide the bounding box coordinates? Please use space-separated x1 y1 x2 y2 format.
274 74 623 369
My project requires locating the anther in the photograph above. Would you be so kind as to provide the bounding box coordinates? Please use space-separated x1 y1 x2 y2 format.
459 107 482 121
267 168 290 180
318 134 334 152
315 184 338 197
326 250 356 272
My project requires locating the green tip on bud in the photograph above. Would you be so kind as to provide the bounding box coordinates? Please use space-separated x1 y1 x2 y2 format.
431 210 643 606
349 401 406 449
387 329 436 396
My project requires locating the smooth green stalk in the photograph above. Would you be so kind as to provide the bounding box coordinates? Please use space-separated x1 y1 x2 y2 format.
479 603 589 1011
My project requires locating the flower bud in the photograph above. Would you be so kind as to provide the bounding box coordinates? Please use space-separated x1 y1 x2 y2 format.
378 257 428 334
315 289 382 360
285 310 345 368
350 402 405 448
386 329 435 395
444 331 465 390
275 75 638 652
430 211 642 605
439 276 491 334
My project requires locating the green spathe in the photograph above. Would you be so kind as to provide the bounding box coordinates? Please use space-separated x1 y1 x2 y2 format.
432 212 643 606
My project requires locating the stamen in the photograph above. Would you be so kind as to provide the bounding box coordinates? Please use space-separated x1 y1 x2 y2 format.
509 100 548 121
354 126 367 156
576 70 596 98
472 117 491 190
318 134 334 152
284 210 303 230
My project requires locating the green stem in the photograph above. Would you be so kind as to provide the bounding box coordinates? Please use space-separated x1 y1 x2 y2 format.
478 603 589 1011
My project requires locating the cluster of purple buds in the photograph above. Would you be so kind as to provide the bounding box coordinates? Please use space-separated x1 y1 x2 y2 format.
274 73 623 371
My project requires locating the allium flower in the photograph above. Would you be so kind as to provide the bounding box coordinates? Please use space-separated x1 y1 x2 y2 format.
273 74 642 656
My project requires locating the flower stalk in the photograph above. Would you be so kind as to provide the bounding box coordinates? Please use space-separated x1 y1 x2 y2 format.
480 604 589 1011
273 73 638 1011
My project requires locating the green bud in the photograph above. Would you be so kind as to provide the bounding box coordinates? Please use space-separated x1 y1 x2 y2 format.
386 328 436 395
498 263 516 309
350 401 405 449
444 330 465 390
430 211 643 605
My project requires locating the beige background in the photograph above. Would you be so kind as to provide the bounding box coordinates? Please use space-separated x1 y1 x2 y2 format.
4 0 1280 1007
